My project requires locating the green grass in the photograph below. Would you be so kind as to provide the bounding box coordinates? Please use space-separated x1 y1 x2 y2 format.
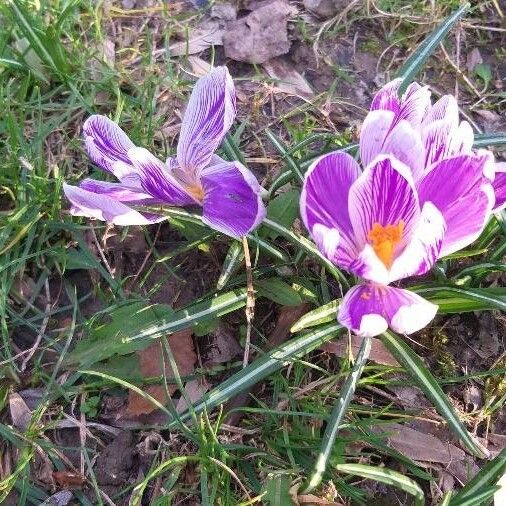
1 1 506 505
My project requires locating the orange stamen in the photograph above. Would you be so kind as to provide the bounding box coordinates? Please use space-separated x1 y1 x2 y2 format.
367 221 405 268
187 184 205 202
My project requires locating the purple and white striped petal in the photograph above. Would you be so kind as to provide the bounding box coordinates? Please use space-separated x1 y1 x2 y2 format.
63 183 164 226
493 162 506 212
348 155 420 251
177 67 236 174
79 179 160 205
200 160 266 238
418 154 495 257
359 110 395 168
338 283 438 337
423 95 458 126
396 82 431 128
127 148 197 206
83 115 139 184
370 79 401 113
389 202 446 281
300 151 361 267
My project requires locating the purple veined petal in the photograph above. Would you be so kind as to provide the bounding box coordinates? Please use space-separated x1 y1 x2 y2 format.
397 82 431 128
348 155 420 254
381 120 425 181
359 110 395 169
200 160 266 238
127 147 197 206
62 183 164 226
79 179 161 205
493 162 506 212
84 115 139 183
418 154 495 257
422 119 474 168
370 78 402 113
423 94 458 126
349 244 390 285
300 151 361 267
177 67 236 174
338 283 438 337
389 201 446 282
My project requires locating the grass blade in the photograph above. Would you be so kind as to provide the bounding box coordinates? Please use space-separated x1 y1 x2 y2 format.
175 323 343 426
335 464 424 506
473 132 506 149
290 299 339 332
396 3 469 93
217 241 244 290
125 288 248 342
380 331 489 459
266 129 304 184
305 335 371 492
452 447 506 504
450 487 499 506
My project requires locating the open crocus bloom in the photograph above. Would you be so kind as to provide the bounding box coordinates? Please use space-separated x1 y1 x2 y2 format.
301 89 495 336
492 162 506 212
63 67 266 238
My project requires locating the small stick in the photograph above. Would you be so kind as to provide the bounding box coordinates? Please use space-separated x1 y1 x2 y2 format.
242 236 254 368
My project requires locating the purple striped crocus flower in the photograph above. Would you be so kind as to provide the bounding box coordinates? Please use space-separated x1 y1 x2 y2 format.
300 80 496 337
63 67 266 238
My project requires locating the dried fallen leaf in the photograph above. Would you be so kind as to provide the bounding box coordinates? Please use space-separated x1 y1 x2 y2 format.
176 379 210 413
223 0 296 64
40 491 73 506
9 393 32 431
371 423 465 464
52 471 86 489
263 57 314 98
124 328 196 417
321 335 399 367
170 22 224 56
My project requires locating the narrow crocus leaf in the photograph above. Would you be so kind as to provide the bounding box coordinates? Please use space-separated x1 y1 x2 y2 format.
262 218 349 287
216 240 244 290
396 3 469 93
175 323 343 426
335 464 425 506
414 286 506 313
380 331 489 459
125 288 248 342
305 336 371 493
473 132 506 149
266 129 305 184
452 447 506 504
290 299 339 332
451 487 500 506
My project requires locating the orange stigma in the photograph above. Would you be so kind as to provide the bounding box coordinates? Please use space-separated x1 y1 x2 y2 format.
367 221 404 268
187 184 205 203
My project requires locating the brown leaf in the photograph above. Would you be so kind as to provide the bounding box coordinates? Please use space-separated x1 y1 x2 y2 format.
170 22 224 56
52 471 86 489
124 329 196 416
297 496 343 506
263 57 314 98
371 423 465 463
322 335 399 367
9 393 32 431
176 379 210 413
270 304 312 348
223 0 296 64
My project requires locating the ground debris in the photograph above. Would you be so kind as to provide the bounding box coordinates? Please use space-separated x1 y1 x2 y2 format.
223 0 296 64
263 57 314 98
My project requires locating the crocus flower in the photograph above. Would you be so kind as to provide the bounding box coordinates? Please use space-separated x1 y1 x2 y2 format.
301 80 495 338
492 162 506 212
63 67 266 238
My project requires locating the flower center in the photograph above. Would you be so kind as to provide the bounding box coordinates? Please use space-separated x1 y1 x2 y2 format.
186 183 205 203
367 221 405 268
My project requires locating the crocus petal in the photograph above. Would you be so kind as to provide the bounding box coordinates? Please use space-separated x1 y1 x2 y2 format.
423 95 458 125
370 78 401 113
300 151 361 266
418 154 495 257
493 162 506 212
127 148 197 206
389 202 446 281
348 155 420 250
397 82 431 128
177 67 236 173
200 160 265 238
63 183 164 226
359 110 395 168
83 115 139 183
79 179 159 204
338 283 438 337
